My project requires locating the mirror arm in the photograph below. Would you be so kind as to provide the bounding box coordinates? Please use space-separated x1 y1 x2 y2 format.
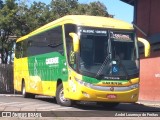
69 33 79 52
138 37 150 57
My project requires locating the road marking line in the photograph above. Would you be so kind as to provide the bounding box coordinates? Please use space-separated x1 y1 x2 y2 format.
50 107 73 111
8 102 38 106
36 106 61 110
0 102 22 106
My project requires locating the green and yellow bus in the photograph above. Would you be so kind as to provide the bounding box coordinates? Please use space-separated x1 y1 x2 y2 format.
14 15 150 107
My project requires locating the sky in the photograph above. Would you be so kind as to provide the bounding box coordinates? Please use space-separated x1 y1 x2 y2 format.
30 0 134 23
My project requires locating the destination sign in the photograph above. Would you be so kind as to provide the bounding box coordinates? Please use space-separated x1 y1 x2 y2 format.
79 28 107 35
111 32 132 41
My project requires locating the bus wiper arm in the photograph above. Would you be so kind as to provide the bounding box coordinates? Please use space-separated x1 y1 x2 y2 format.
95 55 110 78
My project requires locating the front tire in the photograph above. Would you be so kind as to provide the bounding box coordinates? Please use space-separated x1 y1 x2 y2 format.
22 82 35 98
56 84 74 107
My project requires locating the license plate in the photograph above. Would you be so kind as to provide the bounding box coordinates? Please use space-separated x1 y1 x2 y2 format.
106 94 117 99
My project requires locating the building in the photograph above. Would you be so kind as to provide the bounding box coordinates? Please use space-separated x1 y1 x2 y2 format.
121 0 160 101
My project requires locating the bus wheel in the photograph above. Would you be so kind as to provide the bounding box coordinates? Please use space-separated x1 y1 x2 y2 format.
56 84 73 107
22 82 35 98
98 102 119 108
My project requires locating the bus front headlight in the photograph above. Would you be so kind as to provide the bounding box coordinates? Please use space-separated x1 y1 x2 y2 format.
75 77 92 88
130 83 139 89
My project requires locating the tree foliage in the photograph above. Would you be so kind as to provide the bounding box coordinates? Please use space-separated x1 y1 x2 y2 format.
0 0 112 64
0 0 18 63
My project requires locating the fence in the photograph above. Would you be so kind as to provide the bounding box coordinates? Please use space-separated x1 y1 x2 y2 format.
0 64 14 94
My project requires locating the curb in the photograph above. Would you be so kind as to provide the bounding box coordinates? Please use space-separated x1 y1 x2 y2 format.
136 101 160 107
0 94 53 98
0 94 22 97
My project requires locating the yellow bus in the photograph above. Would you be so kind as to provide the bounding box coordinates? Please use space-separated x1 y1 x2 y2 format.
14 15 150 107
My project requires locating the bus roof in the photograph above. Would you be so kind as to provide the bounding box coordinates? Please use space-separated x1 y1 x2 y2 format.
17 15 133 42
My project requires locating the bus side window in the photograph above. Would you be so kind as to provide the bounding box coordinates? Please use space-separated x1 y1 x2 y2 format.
64 24 77 69
26 40 34 56
15 42 22 59
22 40 27 58
46 26 64 55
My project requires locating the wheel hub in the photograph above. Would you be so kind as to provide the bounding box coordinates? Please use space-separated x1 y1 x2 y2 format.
59 88 69 103
22 85 25 95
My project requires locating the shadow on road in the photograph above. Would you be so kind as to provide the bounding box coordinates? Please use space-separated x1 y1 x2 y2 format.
75 102 160 112
2 95 159 117
36 96 160 112
35 97 160 117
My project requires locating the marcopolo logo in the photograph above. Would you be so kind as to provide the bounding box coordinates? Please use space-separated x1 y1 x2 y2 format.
46 57 59 65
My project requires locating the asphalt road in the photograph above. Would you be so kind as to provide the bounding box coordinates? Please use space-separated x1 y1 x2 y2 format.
0 95 160 120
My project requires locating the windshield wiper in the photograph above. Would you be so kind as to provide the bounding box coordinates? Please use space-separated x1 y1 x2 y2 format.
95 55 110 78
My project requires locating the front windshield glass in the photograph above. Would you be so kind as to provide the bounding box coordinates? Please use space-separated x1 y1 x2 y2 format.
110 31 139 79
78 27 139 80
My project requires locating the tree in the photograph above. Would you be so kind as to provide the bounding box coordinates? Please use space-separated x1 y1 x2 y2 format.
50 0 112 18
13 1 51 36
0 0 3 9
0 1 51 64
50 0 78 19
87 1 111 17
23 1 51 33
0 0 112 64
0 0 18 64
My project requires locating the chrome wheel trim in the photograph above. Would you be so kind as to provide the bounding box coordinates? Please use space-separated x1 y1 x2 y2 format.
22 84 25 95
59 88 69 103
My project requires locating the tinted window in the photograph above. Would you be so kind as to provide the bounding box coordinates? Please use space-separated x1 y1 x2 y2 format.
80 35 108 65
15 42 22 58
27 26 63 56
15 26 64 58
64 24 77 69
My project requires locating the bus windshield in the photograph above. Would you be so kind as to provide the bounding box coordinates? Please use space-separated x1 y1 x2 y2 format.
78 28 139 80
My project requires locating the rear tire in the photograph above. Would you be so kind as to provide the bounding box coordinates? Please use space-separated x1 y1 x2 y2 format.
56 84 74 107
22 82 35 98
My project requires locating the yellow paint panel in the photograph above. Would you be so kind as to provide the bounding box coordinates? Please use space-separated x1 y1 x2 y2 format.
14 57 29 91
14 56 57 96
63 67 82 98
41 81 57 96
28 76 42 94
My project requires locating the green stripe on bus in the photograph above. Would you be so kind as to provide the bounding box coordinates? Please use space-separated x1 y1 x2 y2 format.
28 52 68 81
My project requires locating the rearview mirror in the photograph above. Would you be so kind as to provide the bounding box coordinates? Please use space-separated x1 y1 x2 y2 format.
69 33 79 52
138 37 150 57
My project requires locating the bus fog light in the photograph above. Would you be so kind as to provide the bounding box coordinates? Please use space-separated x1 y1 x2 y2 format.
82 91 90 98
131 94 137 99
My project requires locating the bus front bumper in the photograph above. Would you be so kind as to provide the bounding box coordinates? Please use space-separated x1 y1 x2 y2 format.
65 80 139 103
